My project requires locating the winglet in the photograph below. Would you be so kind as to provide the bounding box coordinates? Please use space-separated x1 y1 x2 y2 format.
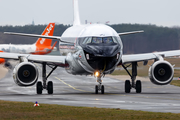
73 0 81 26
118 30 144 36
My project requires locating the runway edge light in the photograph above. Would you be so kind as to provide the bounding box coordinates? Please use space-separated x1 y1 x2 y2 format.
34 101 40 107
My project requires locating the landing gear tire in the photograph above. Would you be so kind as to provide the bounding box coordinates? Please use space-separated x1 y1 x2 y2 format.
37 81 43 94
101 85 104 94
95 85 98 94
125 80 131 93
136 80 141 93
47 81 53 94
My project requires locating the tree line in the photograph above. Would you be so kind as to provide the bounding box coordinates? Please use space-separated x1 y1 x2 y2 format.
0 24 179 54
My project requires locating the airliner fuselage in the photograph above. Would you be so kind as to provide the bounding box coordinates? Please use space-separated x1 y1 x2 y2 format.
61 24 123 75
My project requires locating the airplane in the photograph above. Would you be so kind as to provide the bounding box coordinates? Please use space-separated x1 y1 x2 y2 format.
0 23 57 67
0 0 179 94
0 23 57 55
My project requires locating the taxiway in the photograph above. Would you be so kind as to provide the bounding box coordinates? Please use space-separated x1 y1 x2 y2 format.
0 65 180 113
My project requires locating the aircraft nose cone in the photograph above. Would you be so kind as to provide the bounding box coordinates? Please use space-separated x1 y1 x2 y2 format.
84 43 119 57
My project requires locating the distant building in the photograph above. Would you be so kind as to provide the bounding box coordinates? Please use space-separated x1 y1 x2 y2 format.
32 20 35 25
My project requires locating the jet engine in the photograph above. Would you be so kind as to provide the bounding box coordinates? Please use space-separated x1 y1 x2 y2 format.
149 60 174 85
13 62 38 86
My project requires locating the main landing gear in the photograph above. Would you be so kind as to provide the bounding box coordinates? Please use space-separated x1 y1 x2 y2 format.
95 72 104 94
36 62 57 94
122 62 142 93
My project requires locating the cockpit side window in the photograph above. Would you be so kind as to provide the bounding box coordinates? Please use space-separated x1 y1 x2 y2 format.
83 37 92 44
112 37 118 43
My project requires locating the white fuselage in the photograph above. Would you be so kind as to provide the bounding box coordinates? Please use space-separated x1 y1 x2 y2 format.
61 24 123 75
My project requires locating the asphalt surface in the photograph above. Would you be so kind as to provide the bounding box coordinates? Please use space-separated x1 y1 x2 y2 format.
0 65 180 113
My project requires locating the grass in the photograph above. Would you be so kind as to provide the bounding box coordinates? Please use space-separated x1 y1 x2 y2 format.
170 80 180 87
0 100 180 120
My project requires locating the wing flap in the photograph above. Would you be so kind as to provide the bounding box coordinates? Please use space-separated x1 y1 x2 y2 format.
28 55 66 64
122 53 156 64
4 32 73 44
4 32 61 40
155 50 180 57
0 52 66 65
122 50 180 64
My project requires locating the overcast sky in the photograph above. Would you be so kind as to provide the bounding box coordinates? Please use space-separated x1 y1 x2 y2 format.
0 0 180 27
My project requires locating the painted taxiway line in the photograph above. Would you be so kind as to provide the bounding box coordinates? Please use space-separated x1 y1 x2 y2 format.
35 63 90 92
55 77 90 92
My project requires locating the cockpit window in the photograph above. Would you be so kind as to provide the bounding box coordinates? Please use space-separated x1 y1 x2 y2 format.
103 37 113 43
83 37 117 44
83 37 92 44
112 37 118 43
92 37 102 43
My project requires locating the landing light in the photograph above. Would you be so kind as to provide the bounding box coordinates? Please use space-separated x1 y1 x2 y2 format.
117 53 120 59
94 71 100 77
86 54 89 60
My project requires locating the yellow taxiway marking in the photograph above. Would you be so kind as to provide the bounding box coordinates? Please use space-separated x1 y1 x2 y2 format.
35 63 89 92
55 77 89 92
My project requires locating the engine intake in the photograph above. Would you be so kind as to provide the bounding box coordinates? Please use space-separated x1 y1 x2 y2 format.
149 60 174 85
13 62 38 86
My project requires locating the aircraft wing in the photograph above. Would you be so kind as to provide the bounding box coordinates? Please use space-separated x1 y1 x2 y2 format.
0 52 66 65
118 30 144 36
122 50 180 64
4 32 73 44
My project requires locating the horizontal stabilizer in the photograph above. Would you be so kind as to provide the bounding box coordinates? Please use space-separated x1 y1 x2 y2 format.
118 30 144 36
4 32 73 44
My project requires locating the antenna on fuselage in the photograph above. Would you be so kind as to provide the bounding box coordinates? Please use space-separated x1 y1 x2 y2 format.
73 0 81 26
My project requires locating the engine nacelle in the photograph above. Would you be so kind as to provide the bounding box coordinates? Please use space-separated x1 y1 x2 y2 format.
13 62 38 86
149 60 174 85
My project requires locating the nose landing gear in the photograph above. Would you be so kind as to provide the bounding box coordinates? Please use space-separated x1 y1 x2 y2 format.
94 72 104 94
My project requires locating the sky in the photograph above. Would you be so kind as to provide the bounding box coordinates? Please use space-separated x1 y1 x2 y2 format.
0 0 180 27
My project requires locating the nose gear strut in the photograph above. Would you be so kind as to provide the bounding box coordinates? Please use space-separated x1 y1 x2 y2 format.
95 74 104 94
95 73 104 94
94 62 106 94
